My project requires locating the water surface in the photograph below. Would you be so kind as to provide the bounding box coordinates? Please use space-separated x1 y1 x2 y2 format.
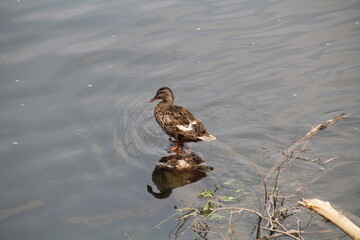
1 0 360 239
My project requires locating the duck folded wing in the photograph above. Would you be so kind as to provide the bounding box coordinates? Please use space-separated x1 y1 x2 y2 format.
166 106 197 126
168 106 209 135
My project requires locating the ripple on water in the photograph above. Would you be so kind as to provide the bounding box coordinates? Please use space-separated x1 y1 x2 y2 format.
113 91 169 169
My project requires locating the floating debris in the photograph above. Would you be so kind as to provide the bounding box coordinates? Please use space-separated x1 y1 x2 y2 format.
88 84 93 87
196 27 201 31
326 42 331 46
13 141 18 145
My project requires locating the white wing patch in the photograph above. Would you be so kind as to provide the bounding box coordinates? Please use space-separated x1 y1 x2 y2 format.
177 121 197 131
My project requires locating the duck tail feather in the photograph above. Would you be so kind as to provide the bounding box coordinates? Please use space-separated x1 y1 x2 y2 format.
198 134 216 142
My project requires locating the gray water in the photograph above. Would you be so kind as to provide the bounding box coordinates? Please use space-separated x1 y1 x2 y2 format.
1 0 360 239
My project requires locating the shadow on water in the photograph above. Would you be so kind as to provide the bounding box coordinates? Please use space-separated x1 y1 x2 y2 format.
147 152 213 199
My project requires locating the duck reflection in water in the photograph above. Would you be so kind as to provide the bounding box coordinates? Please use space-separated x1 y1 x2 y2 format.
147 152 213 199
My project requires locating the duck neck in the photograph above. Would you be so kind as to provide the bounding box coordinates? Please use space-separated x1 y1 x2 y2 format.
157 99 173 108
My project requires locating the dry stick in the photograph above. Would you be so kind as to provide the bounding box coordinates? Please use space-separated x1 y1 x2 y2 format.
293 214 305 240
265 229 332 239
253 161 272 231
321 157 338 165
196 220 225 240
264 113 347 182
299 198 360 240
252 163 268 204
253 162 289 237
121 232 133 240
262 227 301 240
265 232 297 240
225 211 235 239
206 207 268 221
284 113 347 156
175 219 191 240
154 211 180 229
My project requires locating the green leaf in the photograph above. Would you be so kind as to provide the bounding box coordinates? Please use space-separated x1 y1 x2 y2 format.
221 196 235 202
198 189 214 199
223 179 245 187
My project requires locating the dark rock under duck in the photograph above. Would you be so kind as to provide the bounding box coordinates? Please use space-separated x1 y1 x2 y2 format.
149 87 216 151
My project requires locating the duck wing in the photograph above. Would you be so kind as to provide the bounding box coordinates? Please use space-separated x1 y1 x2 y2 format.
156 105 216 142
169 105 197 126
169 106 212 138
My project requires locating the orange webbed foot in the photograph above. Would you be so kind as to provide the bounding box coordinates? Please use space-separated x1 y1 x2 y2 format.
169 142 185 154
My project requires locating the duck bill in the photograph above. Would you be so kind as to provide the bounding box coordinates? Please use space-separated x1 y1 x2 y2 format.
148 97 157 103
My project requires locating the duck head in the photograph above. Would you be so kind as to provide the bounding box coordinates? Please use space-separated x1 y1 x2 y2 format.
148 87 174 104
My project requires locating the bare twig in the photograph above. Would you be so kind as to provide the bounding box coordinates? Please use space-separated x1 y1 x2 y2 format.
283 113 347 156
224 210 236 239
121 232 133 240
252 163 268 204
294 214 305 240
321 157 338 165
154 211 180 229
206 207 268 221
265 113 347 182
260 229 302 239
262 227 301 240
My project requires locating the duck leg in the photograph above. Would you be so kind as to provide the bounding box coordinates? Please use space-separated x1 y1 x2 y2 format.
169 142 181 151
169 142 184 153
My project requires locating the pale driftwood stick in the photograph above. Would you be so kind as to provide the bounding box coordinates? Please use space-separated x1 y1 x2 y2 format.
265 113 347 182
299 198 360 240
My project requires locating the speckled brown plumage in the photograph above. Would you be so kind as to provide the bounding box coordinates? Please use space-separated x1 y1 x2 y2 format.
149 87 215 150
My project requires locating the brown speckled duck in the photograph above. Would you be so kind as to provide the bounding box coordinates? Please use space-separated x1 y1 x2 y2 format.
149 87 216 151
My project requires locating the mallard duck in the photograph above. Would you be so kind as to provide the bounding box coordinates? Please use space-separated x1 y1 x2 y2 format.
149 87 216 151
